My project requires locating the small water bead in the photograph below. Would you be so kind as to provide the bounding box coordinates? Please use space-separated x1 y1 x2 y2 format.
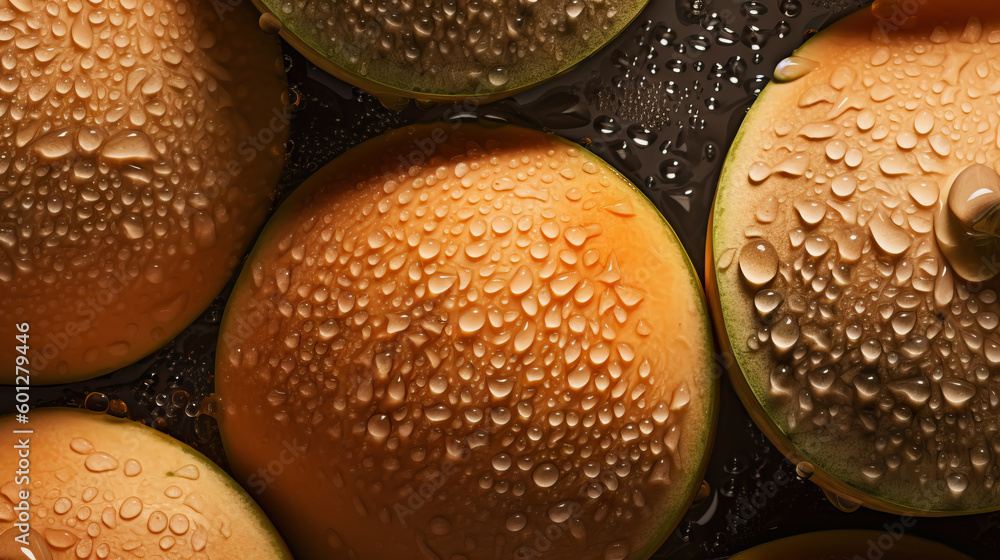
53 497 72 515
940 379 976 406
124 459 141 477
907 181 939 207
367 414 390 438
487 67 508 87
532 463 559 487
748 161 771 182
505 513 526 532
773 56 818 82
173 465 200 480
895 131 917 149
119 497 143 520
971 446 991 468
754 290 783 314
739 239 779 286
804 235 830 257
794 199 826 225
85 453 119 472
424 405 452 422
458 308 486 333
770 316 799 350
869 212 911 255
947 472 969 493
603 541 630 560
70 438 95 454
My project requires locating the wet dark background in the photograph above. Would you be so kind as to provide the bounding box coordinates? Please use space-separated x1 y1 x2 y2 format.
3 0 999 557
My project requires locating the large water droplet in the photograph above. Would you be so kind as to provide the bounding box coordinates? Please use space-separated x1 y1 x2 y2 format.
739 239 779 286
532 463 559 487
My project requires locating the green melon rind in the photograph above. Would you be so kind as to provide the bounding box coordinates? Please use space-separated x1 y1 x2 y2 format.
4 408 292 559
218 121 718 558
251 0 649 101
711 5 1000 515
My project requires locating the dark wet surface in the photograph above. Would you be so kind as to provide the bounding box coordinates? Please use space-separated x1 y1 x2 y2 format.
3 0 999 557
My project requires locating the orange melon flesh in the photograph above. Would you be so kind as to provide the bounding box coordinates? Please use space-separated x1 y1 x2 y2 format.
216 123 716 560
0 409 290 559
730 530 973 560
0 0 287 384
710 0 1000 513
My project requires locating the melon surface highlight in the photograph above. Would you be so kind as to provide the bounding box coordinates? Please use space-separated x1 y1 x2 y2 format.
216 123 716 560
729 529 973 560
251 0 648 101
0 0 288 384
710 0 1000 514
0 408 291 560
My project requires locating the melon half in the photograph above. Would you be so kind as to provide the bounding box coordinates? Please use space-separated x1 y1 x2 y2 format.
0 408 290 559
730 530 973 560
0 0 288 384
249 0 648 102
710 0 1000 514
215 123 717 559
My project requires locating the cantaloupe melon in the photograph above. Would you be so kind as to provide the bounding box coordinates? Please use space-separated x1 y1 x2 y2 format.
0 0 287 384
730 530 973 560
0 408 290 559
248 0 648 102
710 0 1000 514
216 122 717 559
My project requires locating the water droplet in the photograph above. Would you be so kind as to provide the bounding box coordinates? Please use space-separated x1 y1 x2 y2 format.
861 339 882 361
940 379 976 406
488 67 508 86
70 438 94 454
773 56 818 82
567 364 591 389
424 405 453 422
124 459 141 477
739 239 779 286
907 181 939 207
603 541 630 560
510 265 533 295
169 514 190 535
547 501 576 523
831 175 857 198
794 199 826 225
85 453 119 472
947 472 969 493
173 465 200 480
54 497 72 515
367 414 390 438
488 377 515 399
119 497 143 520
771 316 799 350
44 529 78 549
506 513 526 531
101 130 157 160
869 212 911 255
532 463 559 487
458 308 486 333
550 272 581 297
